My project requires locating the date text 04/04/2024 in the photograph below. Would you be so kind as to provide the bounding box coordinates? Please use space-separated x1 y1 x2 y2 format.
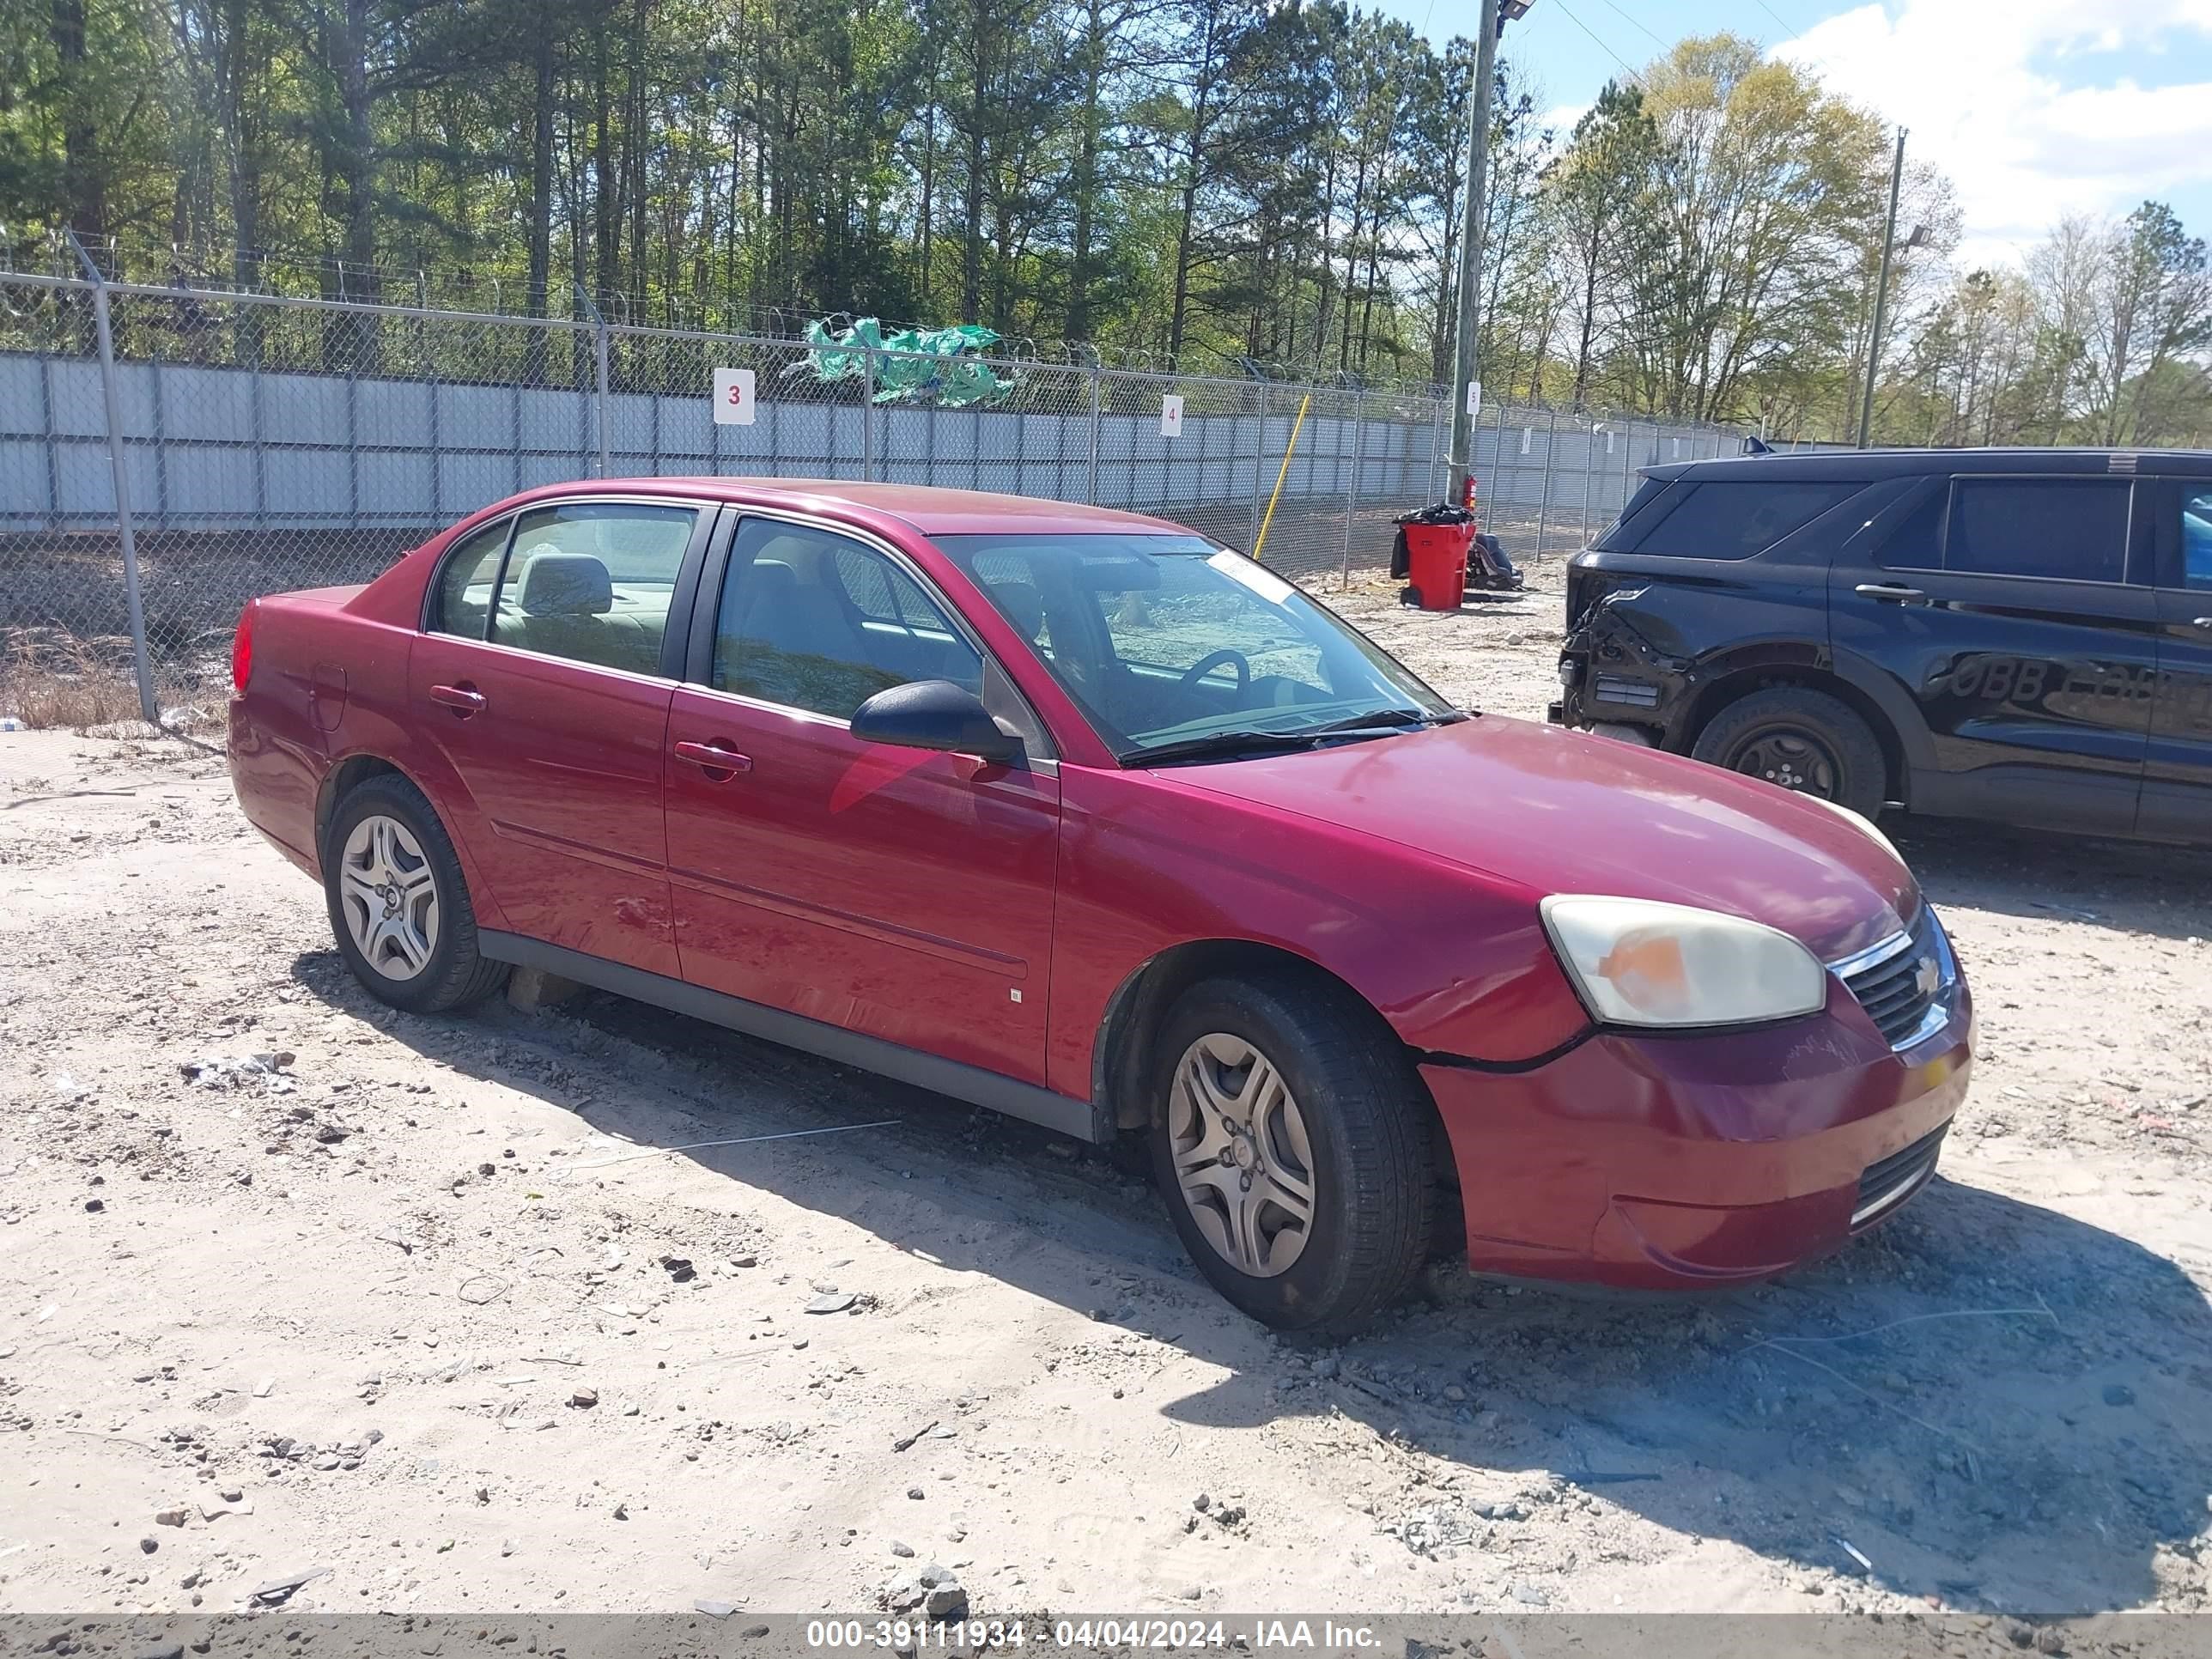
801 1619 1389 1650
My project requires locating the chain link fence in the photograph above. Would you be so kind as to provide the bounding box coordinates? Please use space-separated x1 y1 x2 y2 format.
0 263 1744 719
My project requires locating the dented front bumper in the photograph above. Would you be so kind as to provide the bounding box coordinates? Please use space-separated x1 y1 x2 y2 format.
1551 589 1697 741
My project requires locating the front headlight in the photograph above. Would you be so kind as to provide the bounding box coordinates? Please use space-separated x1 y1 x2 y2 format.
1540 895 1828 1029
1796 789 1904 865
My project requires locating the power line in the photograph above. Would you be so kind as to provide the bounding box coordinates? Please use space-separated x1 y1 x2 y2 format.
1544 0 1649 88
1590 0 1668 51
1750 0 1806 45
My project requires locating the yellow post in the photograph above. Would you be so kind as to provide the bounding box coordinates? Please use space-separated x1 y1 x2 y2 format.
1251 391 1311 563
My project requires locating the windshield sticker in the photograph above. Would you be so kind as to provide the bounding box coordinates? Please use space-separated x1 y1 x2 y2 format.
1207 550 1294 605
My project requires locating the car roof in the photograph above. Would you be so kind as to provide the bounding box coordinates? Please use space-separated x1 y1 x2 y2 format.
1647 447 2212 483
521 476 1191 538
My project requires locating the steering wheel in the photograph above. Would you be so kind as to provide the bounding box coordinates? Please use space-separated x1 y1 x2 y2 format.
1179 648 1251 696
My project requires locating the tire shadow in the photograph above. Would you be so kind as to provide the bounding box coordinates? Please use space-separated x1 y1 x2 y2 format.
292 947 2212 1620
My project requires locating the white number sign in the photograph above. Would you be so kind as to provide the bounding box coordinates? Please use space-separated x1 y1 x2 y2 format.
1159 395 1185 438
713 367 757 426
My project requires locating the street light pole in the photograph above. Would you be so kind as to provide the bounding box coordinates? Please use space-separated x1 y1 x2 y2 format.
1447 0 1508 506
1856 125 1907 450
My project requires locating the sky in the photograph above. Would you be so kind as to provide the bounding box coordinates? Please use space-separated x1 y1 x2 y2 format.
1369 0 2212 270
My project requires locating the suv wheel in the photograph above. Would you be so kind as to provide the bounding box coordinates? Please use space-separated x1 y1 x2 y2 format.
1148 973 1431 1334
1692 686 1886 818
324 774 509 1014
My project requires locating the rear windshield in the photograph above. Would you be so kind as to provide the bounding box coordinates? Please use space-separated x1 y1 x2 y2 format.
1627 479 1866 560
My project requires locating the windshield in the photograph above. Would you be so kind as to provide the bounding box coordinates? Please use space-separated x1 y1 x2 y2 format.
933 532 1460 762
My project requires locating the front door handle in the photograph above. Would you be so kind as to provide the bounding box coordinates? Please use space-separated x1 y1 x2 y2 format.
673 738 753 777
1856 582 1928 605
2193 617 2212 629
428 682 486 716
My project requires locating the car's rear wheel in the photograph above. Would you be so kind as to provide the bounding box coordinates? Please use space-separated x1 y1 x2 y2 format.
324 774 508 1014
1148 973 1431 1334
1692 686 1886 819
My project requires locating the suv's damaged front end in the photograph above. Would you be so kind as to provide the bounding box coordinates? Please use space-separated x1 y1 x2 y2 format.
1550 572 1697 746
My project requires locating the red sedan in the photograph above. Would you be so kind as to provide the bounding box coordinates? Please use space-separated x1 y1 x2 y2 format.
228 479 1972 1331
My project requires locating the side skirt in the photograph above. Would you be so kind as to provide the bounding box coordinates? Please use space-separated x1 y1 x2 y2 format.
476 930 1109 1144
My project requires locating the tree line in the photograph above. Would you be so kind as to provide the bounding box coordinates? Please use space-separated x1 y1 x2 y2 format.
4 0 2209 442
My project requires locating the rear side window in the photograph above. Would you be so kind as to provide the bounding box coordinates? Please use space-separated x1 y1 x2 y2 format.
1948 480 2128 583
2179 487 2212 588
432 518 513 639
1591 477 1670 550
489 501 696 674
1634 480 1864 559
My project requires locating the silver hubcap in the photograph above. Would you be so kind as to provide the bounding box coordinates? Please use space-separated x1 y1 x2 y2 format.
337 815 439 981
1167 1032 1317 1278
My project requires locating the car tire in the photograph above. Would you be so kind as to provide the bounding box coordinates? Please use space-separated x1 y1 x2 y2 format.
323 773 509 1015
1692 686 1887 818
1147 972 1431 1334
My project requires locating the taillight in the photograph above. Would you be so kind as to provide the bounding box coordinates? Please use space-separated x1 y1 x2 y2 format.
231 601 257 696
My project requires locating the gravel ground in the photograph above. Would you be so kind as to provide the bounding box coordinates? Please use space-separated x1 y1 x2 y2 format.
2 569 2209 1627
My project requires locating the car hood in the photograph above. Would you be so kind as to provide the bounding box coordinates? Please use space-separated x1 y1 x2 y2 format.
1167 714 1917 963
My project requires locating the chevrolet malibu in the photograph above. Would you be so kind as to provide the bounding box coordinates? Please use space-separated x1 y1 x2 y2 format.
228 479 1973 1331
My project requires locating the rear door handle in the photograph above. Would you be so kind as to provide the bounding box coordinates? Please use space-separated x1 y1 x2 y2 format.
2194 617 2212 629
673 738 753 777
1855 582 1928 605
428 682 486 715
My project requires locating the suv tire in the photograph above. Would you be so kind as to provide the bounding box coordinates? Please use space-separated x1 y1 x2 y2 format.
1692 686 1886 818
1147 972 1431 1334
324 773 509 1015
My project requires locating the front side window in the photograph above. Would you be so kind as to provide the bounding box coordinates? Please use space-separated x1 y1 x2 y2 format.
1635 480 1866 560
489 501 694 674
1947 479 2128 583
713 520 982 720
431 517 513 638
937 532 1456 762
2182 488 2212 589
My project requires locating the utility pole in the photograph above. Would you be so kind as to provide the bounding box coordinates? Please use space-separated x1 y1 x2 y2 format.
1856 125 1907 449
1446 0 1512 506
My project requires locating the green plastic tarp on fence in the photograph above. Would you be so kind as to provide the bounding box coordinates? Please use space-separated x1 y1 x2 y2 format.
795 318 1014 406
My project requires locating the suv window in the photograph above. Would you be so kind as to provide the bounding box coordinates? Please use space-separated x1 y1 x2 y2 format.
2183 487 2212 589
713 520 982 719
489 501 693 675
1592 477 1670 550
1876 485 1946 570
432 517 513 639
1947 479 2128 583
1635 480 1864 559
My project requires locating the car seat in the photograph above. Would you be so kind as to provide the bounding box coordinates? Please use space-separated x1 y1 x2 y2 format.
494 550 663 673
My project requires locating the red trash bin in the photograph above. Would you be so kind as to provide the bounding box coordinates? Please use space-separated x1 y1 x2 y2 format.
1401 521 1474 611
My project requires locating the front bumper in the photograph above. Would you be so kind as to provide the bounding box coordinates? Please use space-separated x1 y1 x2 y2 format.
1421 977 1973 1290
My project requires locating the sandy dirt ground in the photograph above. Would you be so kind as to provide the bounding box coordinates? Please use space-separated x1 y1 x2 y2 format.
3 565 2210 1629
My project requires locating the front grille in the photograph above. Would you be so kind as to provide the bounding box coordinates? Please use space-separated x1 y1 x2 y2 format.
1837 908 1950 1049
1853 1121 1948 1227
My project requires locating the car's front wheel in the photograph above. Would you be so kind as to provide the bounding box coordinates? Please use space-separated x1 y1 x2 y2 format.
1148 972 1431 1333
324 773 509 1015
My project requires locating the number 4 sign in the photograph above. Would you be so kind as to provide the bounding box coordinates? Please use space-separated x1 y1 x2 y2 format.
1159 394 1185 438
713 367 757 426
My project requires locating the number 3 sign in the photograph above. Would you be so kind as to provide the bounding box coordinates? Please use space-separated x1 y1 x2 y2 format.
712 367 757 426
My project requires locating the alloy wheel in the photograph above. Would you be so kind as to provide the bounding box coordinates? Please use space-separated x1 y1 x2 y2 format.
1166 1031 1317 1278
337 814 440 981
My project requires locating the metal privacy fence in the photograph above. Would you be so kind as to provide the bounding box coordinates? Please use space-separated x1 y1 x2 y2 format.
0 259 1743 714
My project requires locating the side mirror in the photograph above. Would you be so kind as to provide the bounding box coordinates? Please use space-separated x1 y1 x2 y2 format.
850 679 1022 763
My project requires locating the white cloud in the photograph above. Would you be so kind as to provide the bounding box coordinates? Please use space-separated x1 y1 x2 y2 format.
1778 0 2212 267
